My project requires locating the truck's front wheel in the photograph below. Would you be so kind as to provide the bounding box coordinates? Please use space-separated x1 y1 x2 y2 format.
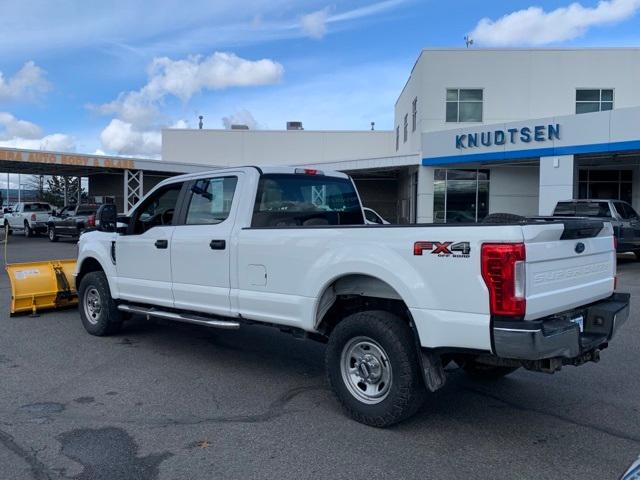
326 310 426 427
78 271 123 336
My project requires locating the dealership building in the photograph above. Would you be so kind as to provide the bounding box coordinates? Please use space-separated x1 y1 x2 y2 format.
162 48 640 223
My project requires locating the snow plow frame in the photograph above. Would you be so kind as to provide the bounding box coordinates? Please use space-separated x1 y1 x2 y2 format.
7 259 78 315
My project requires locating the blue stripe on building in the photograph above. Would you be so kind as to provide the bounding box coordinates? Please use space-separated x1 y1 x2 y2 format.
422 140 640 166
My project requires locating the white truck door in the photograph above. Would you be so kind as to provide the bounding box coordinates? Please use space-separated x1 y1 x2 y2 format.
170 175 241 317
115 182 184 308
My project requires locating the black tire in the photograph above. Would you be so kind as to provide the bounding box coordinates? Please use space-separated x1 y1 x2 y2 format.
326 310 426 427
463 360 519 380
48 226 58 242
78 271 123 336
23 221 32 238
4 221 11 235
482 213 526 224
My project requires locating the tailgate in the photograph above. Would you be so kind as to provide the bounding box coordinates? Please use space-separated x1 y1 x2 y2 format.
522 219 615 320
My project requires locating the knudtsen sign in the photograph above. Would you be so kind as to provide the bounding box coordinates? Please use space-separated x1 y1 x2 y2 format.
455 123 560 149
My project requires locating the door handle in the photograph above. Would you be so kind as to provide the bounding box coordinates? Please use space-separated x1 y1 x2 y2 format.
154 239 168 249
209 239 226 250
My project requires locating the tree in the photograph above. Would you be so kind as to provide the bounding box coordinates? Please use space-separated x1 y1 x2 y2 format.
41 176 86 207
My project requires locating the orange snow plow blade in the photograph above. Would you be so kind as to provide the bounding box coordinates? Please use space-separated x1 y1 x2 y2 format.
6 259 78 315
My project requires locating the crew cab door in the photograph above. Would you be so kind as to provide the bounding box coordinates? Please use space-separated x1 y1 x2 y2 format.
115 182 185 308
170 175 241 316
613 201 640 248
6 203 20 227
57 206 75 235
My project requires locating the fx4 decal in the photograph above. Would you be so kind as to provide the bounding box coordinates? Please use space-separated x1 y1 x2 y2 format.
413 241 471 258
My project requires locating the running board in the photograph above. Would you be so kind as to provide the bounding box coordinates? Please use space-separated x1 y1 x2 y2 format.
117 304 240 330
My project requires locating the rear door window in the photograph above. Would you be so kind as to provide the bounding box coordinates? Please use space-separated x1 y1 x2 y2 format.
614 202 637 219
252 174 364 227
185 176 238 225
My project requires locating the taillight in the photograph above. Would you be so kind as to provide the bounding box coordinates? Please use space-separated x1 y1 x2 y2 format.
613 234 617 291
481 243 526 317
87 214 95 227
31 213 36 221
294 168 324 176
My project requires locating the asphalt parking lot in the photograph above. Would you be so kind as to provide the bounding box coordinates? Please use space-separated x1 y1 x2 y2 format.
1 234 639 479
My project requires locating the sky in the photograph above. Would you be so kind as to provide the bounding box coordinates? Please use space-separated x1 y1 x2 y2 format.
0 0 639 160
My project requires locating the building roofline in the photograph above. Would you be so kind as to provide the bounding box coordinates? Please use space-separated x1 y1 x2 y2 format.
162 128 393 134
395 46 640 109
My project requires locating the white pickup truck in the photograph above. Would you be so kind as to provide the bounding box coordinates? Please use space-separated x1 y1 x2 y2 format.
75 166 630 426
4 202 53 237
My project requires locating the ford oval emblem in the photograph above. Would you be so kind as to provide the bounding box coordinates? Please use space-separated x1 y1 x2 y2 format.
575 242 585 254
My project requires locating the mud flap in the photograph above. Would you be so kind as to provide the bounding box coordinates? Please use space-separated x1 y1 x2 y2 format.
420 350 446 392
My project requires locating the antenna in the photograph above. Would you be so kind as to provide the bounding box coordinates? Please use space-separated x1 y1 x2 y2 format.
198 115 204 129
370 122 375 131
464 35 474 48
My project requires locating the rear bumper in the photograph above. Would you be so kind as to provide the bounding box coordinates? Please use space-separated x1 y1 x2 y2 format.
493 293 630 361
31 222 47 232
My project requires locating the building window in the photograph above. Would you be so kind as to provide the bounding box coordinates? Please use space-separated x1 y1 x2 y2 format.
446 89 483 122
403 114 408 143
433 169 490 223
576 89 614 114
395 126 399 151
578 169 631 203
412 97 417 132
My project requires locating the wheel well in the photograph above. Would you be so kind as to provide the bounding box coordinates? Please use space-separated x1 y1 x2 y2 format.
315 275 412 337
76 257 104 290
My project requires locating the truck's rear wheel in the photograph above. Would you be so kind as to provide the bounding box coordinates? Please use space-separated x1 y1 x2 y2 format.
78 271 123 336
462 360 519 379
4 221 11 235
326 310 426 427
23 221 32 237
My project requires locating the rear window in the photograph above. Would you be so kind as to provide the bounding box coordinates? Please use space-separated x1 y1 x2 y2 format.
23 203 50 212
251 174 364 227
553 202 575 216
554 202 611 217
77 207 98 216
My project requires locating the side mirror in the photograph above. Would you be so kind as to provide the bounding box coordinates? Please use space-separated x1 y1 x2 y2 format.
4 208 11 214
96 204 117 232
51 209 57 216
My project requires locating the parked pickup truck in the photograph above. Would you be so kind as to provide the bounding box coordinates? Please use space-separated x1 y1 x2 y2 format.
47 204 100 242
4 202 53 237
75 167 630 426
554 199 640 258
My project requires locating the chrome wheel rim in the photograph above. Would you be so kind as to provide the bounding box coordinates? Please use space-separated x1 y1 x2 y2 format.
340 336 392 404
48 228 55 240
83 287 102 325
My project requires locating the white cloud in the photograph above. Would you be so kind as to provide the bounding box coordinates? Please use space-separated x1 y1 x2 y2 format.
95 51 282 156
0 1 410 58
99 119 161 157
144 53 283 101
301 8 330 39
0 61 51 102
470 0 640 46
222 109 260 129
0 112 74 151
0 112 42 139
